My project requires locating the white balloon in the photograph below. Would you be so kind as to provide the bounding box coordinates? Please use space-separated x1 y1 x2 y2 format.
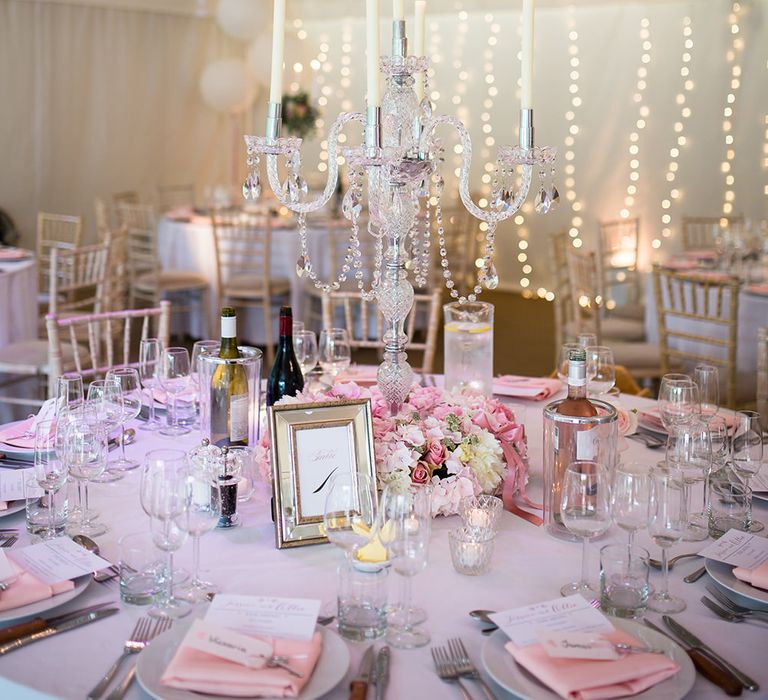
199 59 256 113
216 0 272 42
247 33 303 90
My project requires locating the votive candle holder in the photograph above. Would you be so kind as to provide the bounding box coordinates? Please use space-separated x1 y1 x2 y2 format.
448 526 495 576
459 494 503 535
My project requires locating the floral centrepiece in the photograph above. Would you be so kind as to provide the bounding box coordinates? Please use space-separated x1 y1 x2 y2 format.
256 382 532 517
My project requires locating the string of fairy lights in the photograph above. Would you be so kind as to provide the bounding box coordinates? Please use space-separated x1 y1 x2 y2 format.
563 8 583 256
652 15 695 252
720 1 744 221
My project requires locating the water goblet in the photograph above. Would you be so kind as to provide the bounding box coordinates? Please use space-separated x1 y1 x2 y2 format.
560 460 612 599
708 415 730 472
55 374 83 415
323 472 377 558
33 421 69 540
294 330 319 378
86 379 124 483
319 328 351 379
585 346 616 396
694 364 719 423
611 461 651 549
139 338 163 432
658 374 698 432
557 343 581 383
158 347 192 437
647 470 688 613
732 411 764 532
105 367 142 470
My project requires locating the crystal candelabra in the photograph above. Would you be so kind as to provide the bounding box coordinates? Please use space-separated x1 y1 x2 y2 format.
243 25 557 415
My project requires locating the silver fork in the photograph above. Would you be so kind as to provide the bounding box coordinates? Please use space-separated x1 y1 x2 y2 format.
105 619 172 700
87 617 158 699
706 585 768 622
431 645 473 700
701 596 751 623
448 637 498 700
0 535 18 548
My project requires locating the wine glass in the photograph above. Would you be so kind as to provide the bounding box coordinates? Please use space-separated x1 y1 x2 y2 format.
378 484 432 649
139 338 163 432
86 379 124 483
585 346 615 396
708 415 730 473
557 343 581 383
55 374 83 416
176 467 221 603
658 374 698 432
33 420 69 540
294 330 319 377
560 460 612 599
323 472 377 558
158 347 191 437
610 461 651 548
694 364 719 423
577 333 597 349
648 470 688 613
191 340 219 428
732 411 764 532
319 328 351 379
141 449 191 619
105 368 142 470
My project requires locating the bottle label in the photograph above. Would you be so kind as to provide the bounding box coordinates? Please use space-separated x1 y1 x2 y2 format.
221 316 237 339
229 394 248 442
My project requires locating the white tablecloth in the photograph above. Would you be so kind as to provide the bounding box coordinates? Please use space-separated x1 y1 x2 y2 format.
0 256 37 348
157 217 332 343
644 275 768 402
1 390 767 699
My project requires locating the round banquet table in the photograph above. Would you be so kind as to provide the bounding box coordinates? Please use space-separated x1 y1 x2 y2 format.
0 255 37 349
1 388 767 699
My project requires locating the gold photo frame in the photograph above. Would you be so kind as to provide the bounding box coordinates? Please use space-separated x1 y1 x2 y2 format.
270 398 377 549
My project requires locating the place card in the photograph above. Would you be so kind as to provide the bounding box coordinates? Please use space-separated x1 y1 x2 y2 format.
537 632 620 661
0 551 15 581
184 619 274 668
0 469 36 502
8 536 111 584
488 595 614 648
206 594 321 642
698 529 768 569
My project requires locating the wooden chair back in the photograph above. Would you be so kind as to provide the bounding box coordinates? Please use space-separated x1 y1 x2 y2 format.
46 301 171 394
157 184 195 212
94 198 111 238
565 248 605 342
681 216 743 251
758 327 768 432
321 289 441 373
102 227 130 311
113 191 140 207
212 212 273 300
116 202 156 231
126 225 160 292
598 217 640 306
37 212 83 292
652 266 741 407
48 241 110 316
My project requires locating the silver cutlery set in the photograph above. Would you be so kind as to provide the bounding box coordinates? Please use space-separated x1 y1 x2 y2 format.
431 637 497 700
350 644 390 700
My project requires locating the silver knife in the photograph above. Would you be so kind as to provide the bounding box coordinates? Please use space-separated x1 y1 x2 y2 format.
663 615 759 691
373 645 390 700
0 608 118 655
350 645 375 700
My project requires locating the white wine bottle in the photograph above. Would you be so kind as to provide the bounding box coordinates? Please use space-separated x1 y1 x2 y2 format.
210 307 249 447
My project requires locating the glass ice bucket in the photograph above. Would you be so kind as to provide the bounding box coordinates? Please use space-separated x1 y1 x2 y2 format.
443 301 494 395
199 346 262 446
543 399 618 541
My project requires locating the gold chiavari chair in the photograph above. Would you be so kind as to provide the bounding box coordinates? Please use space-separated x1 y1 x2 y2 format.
681 215 743 251
652 265 741 408
157 184 195 213
36 212 83 300
597 217 643 320
116 202 156 231
113 191 140 207
94 197 111 238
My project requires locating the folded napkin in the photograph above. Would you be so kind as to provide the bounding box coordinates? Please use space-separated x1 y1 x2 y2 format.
733 561 768 591
335 365 379 386
662 258 699 271
0 560 75 612
0 417 36 449
505 629 679 700
746 283 768 296
638 407 737 434
493 375 562 401
0 248 30 261
152 387 198 406
160 628 323 697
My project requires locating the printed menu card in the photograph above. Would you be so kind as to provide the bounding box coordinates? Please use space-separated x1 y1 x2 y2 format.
698 529 768 569
206 594 321 641
8 537 111 584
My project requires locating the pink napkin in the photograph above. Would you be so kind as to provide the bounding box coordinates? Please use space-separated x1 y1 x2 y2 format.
152 388 198 406
746 283 768 296
0 418 36 449
493 375 562 400
160 630 324 697
0 561 75 612
505 629 679 700
639 407 737 434
0 248 30 261
733 561 768 591
335 365 379 386
662 258 699 271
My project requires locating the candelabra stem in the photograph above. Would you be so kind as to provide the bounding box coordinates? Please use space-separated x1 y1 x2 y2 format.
365 105 382 154
519 108 534 150
392 20 407 57
266 101 282 141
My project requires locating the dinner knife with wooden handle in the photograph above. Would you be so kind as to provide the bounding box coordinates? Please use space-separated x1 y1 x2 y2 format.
0 602 113 645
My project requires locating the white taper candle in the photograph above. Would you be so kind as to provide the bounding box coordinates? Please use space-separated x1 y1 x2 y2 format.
393 0 405 22
269 0 286 103
521 0 535 110
414 0 426 99
366 0 381 106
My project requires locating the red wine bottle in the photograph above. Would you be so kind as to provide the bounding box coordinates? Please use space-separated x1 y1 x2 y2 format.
266 307 304 406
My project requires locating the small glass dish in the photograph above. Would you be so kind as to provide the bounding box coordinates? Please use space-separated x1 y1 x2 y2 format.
448 526 495 576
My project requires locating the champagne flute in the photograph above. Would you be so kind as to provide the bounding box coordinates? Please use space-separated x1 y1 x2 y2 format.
86 379 124 482
56 374 83 416
378 484 432 649
319 328 351 379
294 330 319 377
732 411 764 532
658 374 698 432
585 345 616 396
560 460 612 599
34 420 68 540
610 461 651 548
648 470 688 613
139 338 162 432
694 364 719 423
105 367 142 470
323 472 377 558
557 343 581 383
158 347 191 437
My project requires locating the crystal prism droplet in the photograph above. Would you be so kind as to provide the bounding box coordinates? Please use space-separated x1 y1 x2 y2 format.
548 183 560 209
342 190 360 220
481 262 499 290
242 174 253 200
534 187 551 214
295 255 309 278
250 172 261 200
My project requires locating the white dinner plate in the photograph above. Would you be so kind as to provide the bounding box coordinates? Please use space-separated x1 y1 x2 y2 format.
0 574 91 624
0 419 43 461
137 622 350 700
752 491 768 504
481 618 695 700
705 558 768 609
0 500 26 518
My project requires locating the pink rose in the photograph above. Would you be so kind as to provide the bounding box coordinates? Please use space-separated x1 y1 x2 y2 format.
411 461 431 485
330 382 366 400
425 439 446 466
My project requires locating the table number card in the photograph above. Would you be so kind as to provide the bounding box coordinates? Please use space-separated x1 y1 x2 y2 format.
0 469 36 502
8 536 111 584
698 529 768 569
206 594 321 641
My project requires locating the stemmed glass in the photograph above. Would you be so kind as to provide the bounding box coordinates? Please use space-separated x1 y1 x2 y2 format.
86 379 124 482
56 374 83 415
610 461 651 548
176 467 222 603
708 415 730 475
105 368 142 470
694 364 719 423
378 484 432 649
319 328 351 379
557 343 581 383
577 333 597 349
560 460 612 599
158 347 192 437
658 374 699 432
191 340 219 429
648 470 688 613
295 330 319 377
732 411 764 533
139 338 163 432
323 473 377 558
140 449 191 619
33 421 69 540
585 346 616 396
